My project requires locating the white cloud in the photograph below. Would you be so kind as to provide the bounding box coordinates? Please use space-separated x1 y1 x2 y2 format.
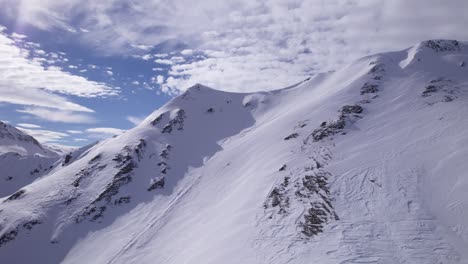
180 49 193 56
0 30 117 112
106 70 114 76
131 44 152 51
154 53 168 58
141 54 153 60
0 86 93 112
154 59 173 65
126 116 145 126
170 56 185 63
17 107 97 124
67 130 83 134
11 32 27 39
16 123 41 129
86 127 126 139
152 75 165 85
1 0 468 94
18 127 68 143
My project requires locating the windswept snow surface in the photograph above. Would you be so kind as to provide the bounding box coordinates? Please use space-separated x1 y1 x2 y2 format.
1 40 468 263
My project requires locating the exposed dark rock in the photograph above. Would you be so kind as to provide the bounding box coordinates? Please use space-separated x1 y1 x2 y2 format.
71 177 82 188
302 172 330 195
269 188 282 207
422 79 459 103
279 164 287 171
206 107 214 113
72 164 107 187
341 105 363 114
160 149 170 159
91 206 106 221
162 124 173 133
148 177 165 191
95 172 132 203
284 133 299 140
62 154 72 166
443 96 454 102
300 202 329 237
22 220 41 230
114 196 131 205
134 139 146 161
310 119 345 142
310 104 364 142
89 154 102 164
265 177 290 215
6 189 26 201
112 151 132 164
422 85 439 97
151 113 164 126
65 196 78 206
369 63 385 74
423 40 460 52
0 229 18 247
77 145 138 222
162 109 186 133
430 77 444 83
361 83 379 95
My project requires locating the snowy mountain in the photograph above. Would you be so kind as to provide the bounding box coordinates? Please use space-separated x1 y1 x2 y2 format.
0 121 61 197
1 39 468 263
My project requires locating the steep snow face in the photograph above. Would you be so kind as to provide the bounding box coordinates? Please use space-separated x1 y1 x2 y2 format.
1 40 468 264
0 122 60 197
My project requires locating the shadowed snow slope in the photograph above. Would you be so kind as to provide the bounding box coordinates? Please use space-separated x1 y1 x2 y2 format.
1 39 468 264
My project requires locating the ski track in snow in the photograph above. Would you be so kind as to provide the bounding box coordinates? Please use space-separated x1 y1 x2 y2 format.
328 165 460 264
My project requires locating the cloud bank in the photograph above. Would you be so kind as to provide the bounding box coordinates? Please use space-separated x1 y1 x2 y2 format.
2 0 468 95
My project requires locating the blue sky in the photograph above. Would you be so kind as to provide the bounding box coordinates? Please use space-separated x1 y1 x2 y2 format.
0 0 467 148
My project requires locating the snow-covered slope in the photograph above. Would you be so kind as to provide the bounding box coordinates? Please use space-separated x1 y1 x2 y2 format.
1 39 468 264
0 121 61 197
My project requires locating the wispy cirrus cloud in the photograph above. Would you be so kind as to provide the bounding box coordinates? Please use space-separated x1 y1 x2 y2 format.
17 127 69 143
85 127 126 139
126 116 144 126
17 107 97 124
16 123 41 129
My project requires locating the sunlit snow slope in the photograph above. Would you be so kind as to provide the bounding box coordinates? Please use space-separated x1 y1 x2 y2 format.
1 40 468 264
